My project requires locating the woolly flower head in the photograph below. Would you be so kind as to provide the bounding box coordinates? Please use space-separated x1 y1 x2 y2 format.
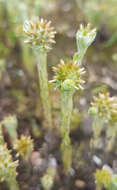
94 169 112 188
0 144 18 182
14 135 33 160
23 17 56 52
76 23 96 51
51 60 85 92
88 92 117 123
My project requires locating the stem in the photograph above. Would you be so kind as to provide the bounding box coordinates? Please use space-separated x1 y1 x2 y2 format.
76 40 87 65
37 52 52 127
91 116 103 148
7 178 19 190
0 124 5 145
61 91 73 173
106 124 117 151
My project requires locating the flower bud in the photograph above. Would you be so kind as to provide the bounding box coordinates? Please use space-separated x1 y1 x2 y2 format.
76 24 96 63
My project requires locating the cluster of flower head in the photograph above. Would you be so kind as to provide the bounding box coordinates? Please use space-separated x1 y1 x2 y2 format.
88 92 117 123
14 135 33 160
0 144 18 182
76 23 96 49
51 60 85 92
23 17 56 52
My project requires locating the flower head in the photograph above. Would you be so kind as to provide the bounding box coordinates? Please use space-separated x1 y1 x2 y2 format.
51 60 85 92
76 23 96 49
23 17 56 52
0 144 18 182
88 92 117 123
14 135 33 160
94 169 112 188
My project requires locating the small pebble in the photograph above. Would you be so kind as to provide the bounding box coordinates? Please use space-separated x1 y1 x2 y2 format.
93 155 102 166
75 179 85 188
30 151 42 168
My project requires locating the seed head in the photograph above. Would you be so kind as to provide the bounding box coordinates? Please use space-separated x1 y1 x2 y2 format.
51 60 85 92
89 92 117 123
23 17 56 52
14 135 34 160
0 144 18 182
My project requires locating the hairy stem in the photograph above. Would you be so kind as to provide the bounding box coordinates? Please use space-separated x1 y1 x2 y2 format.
37 52 52 127
106 124 117 151
0 124 4 145
76 41 87 65
7 178 19 190
91 116 103 148
61 91 73 173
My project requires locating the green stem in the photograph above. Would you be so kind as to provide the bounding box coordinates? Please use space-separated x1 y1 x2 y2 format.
76 40 87 65
91 116 103 148
37 52 52 127
61 91 73 173
7 178 19 190
106 124 117 151
0 124 5 145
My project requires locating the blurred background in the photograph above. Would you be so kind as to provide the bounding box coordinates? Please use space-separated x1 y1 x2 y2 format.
0 0 117 189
